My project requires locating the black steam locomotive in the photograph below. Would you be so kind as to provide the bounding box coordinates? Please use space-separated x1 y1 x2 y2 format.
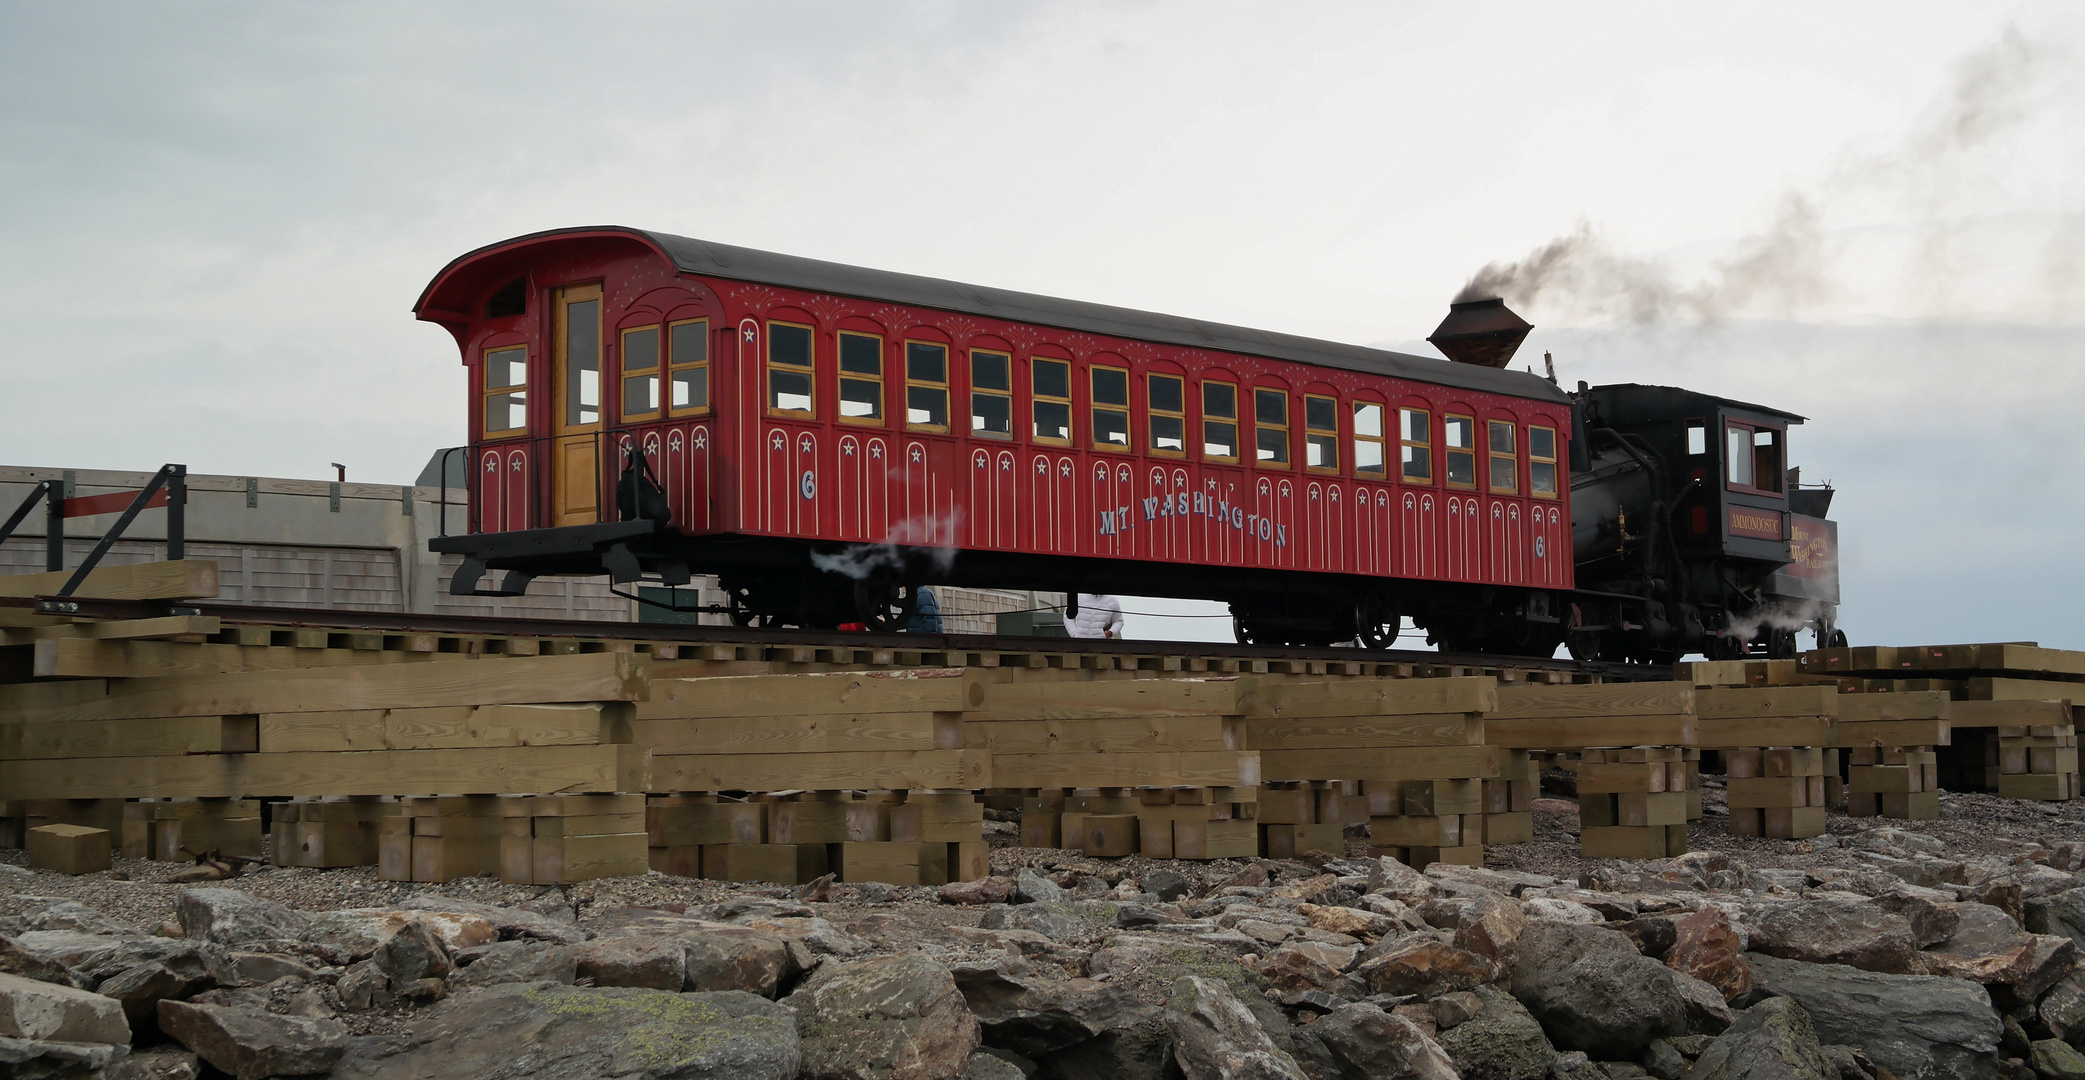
1559 380 1842 664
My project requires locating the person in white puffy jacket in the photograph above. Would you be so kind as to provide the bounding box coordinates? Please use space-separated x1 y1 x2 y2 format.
1065 593 1123 639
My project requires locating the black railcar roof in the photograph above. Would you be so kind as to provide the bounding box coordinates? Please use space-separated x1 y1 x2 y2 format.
428 226 1572 407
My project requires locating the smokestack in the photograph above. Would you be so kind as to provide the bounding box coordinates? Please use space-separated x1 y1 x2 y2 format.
1427 297 1533 368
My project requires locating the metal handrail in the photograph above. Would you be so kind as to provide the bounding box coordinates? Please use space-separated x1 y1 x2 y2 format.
56 464 187 597
442 427 665 536
0 479 63 571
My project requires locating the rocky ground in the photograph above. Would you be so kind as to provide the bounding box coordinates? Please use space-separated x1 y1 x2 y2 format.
3 790 2085 1079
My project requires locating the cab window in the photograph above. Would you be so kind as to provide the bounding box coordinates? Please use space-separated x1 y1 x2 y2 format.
1530 425 1559 497
667 319 709 415
1091 365 1131 450
620 326 661 421
1487 420 1517 494
767 322 814 416
1149 373 1186 455
1304 394 1338 472
838 332 883 423
1202 381 1238 461
1254 388 1290 466
483 346 528 436
1727 423 1784 493
1444 414 1476 489
1032 358 1072 443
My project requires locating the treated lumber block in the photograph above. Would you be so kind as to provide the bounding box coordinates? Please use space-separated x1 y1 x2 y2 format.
651 750 988 792
649 801 763 846
1261 822 1344 859
770 801 852 845
971 716 1241 754
949 840 989 882
636 669 984 720
1880 791 1941 819
1020 812 1061 848
1618 792 1688 827
702 843 829 885
631 712 958 755
1245 676 1496 718
259 703 630 753
1837 721 1951 748
1404 779 1482 816
1834 691 1952 722
980 678 1244 720
26 824 110 874
1257 788 1316 824
1763 806 1827 839
1582 824 1687 859
1849 766 1920 794
990 750 1257 789
1965 678 2079 704
0 559 218 601
411 834 501 882
1491 682 1694 719
0 652 650 723
1371 814 1463 847
1485 715 1695 749
1480 812 1533 845
1173 817 1257 859
1950 700 2071 728
1696 686 1839 719
26 638 429 679
1081 814 1140 857
1728 777 1814 808
888 799 983 843
1578 762 1669 794
0 744 650 800
290 820 380 867
0 714 257 759
1256 745 1497 783
1999 773 2076 801
649 844 703 877
1676 660 1750 688
528 833 648 884
1691 718 1835 749
1242 712 1479 751
0 615 221 644
833 841 922 886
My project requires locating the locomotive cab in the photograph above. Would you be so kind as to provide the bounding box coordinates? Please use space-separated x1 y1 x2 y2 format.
1567 383 1841 662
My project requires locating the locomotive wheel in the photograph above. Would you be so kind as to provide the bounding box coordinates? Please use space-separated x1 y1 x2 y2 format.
1354 593 1400 651
853 573 919 633
1827 628 1848 649
1767 627 1799 660
725 585 781 628
1565 604 1605 663
1231 615 1259 646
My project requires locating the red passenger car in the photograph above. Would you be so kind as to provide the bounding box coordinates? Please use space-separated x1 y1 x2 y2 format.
416 227 1577 650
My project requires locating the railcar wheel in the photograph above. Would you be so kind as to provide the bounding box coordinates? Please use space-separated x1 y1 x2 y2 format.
1827 628 1848 649
854 573 919 633
1355 593 1400 651
1768 627 1799 659
725 586 780 628
1232 616 1258 646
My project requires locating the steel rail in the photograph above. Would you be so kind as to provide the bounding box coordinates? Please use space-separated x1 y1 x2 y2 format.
3 593 1667 681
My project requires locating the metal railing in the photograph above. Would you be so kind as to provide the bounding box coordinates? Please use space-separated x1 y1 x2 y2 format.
0 464 187 595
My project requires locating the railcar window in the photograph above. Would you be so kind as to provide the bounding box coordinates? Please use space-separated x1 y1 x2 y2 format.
485 277 526 319
906 343 950 431
767 322 814 416
1203 381 1239 461
1091 366 1131 450
1752 428 1783 493
1255 389 1290 466
838 332 884 423
1399 408 1431 483
667 319 709 415
1687 422 1707 457
1725 424 1753 487
1353 402 1386 478
564 297 601 427
971 351 1011 437
483 346 528 436
1487 420 1517 494
1444 414 1476 489
1033 358 1072 443
1304 395 1338 472
1530 425 1559 497
620 326 661 420
1149 374 1185 455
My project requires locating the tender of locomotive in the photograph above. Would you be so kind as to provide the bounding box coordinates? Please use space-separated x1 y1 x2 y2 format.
415 226 1837 658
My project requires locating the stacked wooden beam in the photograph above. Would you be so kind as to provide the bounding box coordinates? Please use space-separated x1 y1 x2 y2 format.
1253 784 1344 859
271 798 389 868
1578 748 1690 859
500 794 647 885
1997 720 2080 801
382 796 503 883
1726 748 1829 839
1369 776 1485 867
121 799 262 860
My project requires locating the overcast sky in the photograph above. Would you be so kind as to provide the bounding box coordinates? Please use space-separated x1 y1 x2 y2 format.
2 2 2080 648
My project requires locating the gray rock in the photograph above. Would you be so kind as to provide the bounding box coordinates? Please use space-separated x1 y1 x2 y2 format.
961 1049 1028 1080
102 1045 201 1080
1510 921 1728 1060
0 969 130 1044
2041 969 2085 1045
0 1034 130 1077
449 940 577 989
952 954 1157 1058
1641 1039 1686 1080
1744 952 2000 1080
2033 1038 2085 1080
1434 984 1556 1080
0 937 82 988
1016 868 1070 906
156 999 347 1080
682 926 792 996
370 917 451 984
982 905 1090 942
336 962 390 1011
1431 989 1485 1029
14 899 137 936
2030 888 2085 952
174 889 310 948
298 908 498 960
1145 869 1192 903
1354 936 1497 998
1300 1001 1458 1079
786 953 980 1080
1115 904 1178 929
569 935 685 990
98 960 217 1032
1677 996 1834 1080
225 950 314 986
1874 888 1962 949
1034 1015 1173 1080
1163 974 1308 1079
332 982 800 1080
398 894 589 944
5 931 228 989
1742 897 1921 974
1922 902 2077 1003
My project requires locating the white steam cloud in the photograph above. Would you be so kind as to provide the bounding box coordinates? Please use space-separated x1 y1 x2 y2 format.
808 511 964 581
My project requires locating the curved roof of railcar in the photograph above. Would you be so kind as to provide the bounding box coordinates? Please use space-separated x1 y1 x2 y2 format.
419 226 1572 406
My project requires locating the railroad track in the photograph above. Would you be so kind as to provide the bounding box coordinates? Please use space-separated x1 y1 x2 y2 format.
12 594 1666 682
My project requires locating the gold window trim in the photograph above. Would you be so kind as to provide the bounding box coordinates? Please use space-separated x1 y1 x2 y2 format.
765 320 816 419
666 317 711 418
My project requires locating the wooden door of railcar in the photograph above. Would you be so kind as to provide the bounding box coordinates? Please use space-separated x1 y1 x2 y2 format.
551 283 605 526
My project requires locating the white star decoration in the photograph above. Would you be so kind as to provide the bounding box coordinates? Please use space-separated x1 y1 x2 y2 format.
742 327 756 342
910 447 923 463
771 432 785 449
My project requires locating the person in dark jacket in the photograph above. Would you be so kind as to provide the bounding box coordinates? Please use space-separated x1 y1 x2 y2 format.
904 586 943 633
